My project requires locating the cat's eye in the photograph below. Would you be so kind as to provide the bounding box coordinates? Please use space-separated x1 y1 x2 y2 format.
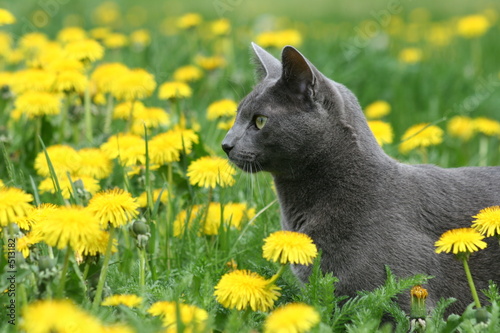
254 115 268 130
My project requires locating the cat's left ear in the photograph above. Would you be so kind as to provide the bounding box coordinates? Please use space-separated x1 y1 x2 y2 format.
281 46 316 99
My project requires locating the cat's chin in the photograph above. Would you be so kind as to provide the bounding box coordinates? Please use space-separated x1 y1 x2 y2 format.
229 159 263 174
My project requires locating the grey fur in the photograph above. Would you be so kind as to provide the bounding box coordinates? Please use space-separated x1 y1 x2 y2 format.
221 44 500 314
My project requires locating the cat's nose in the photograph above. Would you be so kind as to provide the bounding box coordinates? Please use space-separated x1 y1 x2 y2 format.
221 142 233 155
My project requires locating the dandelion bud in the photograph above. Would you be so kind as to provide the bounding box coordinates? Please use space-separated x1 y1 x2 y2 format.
410 285 428 319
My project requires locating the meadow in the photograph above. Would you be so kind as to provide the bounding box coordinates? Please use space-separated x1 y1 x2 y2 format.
1 0 500 332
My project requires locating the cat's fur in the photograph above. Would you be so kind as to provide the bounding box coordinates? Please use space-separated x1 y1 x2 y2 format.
221 43 500 314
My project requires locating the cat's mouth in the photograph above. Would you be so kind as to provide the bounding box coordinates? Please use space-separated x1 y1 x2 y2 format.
228 151 262 173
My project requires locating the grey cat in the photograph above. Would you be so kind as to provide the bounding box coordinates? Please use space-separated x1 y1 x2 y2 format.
221 43 500 314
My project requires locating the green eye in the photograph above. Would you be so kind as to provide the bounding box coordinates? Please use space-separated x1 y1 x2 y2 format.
255 115 268 130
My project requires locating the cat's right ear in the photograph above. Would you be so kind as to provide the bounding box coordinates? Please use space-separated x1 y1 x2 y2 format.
251 42 281 80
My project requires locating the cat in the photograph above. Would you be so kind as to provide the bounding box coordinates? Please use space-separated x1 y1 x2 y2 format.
221 43 500 315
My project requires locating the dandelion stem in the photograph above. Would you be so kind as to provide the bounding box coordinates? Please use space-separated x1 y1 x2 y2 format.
92 226 115 312
462 257 481 308
56 247 72 298
84 83 93 142
103 93 114 135
479 136 488 166
267 264 287 285
139 246 147 295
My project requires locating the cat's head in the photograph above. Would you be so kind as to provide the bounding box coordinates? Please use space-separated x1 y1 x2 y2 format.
222 43 368 176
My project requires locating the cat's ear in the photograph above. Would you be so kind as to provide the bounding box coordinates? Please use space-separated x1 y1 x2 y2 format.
251 42 281 80
281 46 316 99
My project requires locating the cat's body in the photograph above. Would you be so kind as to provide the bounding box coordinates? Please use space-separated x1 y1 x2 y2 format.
222 43 500 313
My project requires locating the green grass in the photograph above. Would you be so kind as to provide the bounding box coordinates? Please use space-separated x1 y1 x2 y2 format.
1 1 500 332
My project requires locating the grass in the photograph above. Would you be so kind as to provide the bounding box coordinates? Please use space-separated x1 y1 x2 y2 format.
1 0 500 332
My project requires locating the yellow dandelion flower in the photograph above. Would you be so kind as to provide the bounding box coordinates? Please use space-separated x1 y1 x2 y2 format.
472 206 500 237
399 123 443 154
177 13 202 29
102 294 143 308
87 189 139 228
131 106 170 135
136 188 170 208
21 299 103 333
0 179 4 188
92 1 120 26
148 301 208 330
195 55 226 71
447 116 476 141
101 133 146 167
173 205 202 237
207 99 237 120
367 120 394 146
435 228 487 254
54 70 88 93
426 24 453 47
103 33 129 49
158 81 192 100
256 30 303 48
14 203 58 231
398 47 423 64
34 144 82 177
130 29 151 48
16 233 41 258
15 91 61 118
0 187 33 227
173 65 203 82
187 156 236 188
365 100 391 119
457 15 491 38
47 57 85 72
111 68 156 101
78 230 117 257
211 18 231 36
149 128 198 164
0 32 12 57
214 269 281 312
0 71 12 89
264 303 321 333
76 148 113 179
57 26 87 43
18 32 49 55
113 100 146 120
263 231 318 265
10 68 56 94
474 117 500 136
64 38 104 62
223 203 255 229
32 205 102 250
91 62 130 93
89 26 111 40
218 117 236 131
0 8 16 25
38 175 100 199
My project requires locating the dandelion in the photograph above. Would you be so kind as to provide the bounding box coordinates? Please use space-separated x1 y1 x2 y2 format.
472 206 500 237
87 189 139 228
365 100 391 119
16 233 41 258
103 33 129 49
38 175 100 199
447 116 476 141
0 8 16 25
195 55 226 71
21 299 103 333
0 187 33 227
256 30 303 48
53 70 88 93
211 18 231 36
149 128 198 164
76 148 113 179
10 68 56 94
148 301 208 330
131 107 170 135
173 205 202 237
89 27 111 40
264 303 321 333
214 269 281 312
177 13 202 29
91 62 130 93
435 227 486 308
102 294 143 308
368 120 394 146
137 189 170 208
187 156 236 188
410 285 428 321
111 68 156 101
32 205 102 250
173 65 203 82
57 26 87 43
399 123 443 154
158 81 192 100
14 203 58 231
34 144 82 177
78 230 117 257
198 202 253 235
474 117 500 136
100 133 146 167
218 117 236 131
130 29 151 49
64 38 104 62
263 231 318 265
18 32 49 55
15 91 62 118
457 15 491 38
207 99 237 120
398 47 423 64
